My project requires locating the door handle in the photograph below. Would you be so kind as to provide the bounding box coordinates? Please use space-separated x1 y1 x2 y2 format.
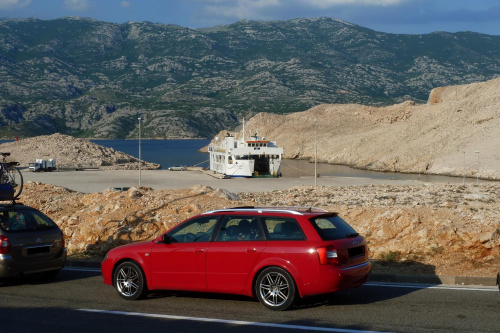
195 248 205 253
247 248 257 253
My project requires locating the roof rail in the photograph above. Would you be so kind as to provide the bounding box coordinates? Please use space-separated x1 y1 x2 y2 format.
0 200 23 207
202 206 329 216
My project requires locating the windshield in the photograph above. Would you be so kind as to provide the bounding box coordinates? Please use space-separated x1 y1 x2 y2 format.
310 215 358 240
0 209 58 232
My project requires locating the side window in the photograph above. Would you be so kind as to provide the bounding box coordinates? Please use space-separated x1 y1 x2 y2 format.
263 217 305 241
216 216 263 241
169 216 218 243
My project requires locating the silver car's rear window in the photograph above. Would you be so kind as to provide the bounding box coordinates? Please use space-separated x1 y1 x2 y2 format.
0 209 58 232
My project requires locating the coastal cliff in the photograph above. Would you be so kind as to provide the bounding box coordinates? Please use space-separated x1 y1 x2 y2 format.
210 77 500 180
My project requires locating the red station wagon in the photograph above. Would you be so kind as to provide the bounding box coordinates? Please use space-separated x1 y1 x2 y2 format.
101 207 371 310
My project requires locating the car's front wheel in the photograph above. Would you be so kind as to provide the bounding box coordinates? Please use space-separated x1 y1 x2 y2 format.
113 261 147 300
255 267 296 311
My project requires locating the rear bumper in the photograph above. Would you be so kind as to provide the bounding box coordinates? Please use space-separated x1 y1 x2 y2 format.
300 260 371 297
337 261 372 289
0 249 67 278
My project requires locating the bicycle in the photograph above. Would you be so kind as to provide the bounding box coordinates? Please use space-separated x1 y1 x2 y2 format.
0 152 23 199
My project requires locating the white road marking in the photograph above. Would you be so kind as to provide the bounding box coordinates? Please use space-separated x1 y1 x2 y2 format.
79 309 394 333
365 282 498 292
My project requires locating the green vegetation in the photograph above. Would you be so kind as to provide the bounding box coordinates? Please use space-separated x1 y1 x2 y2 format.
380 251 402 262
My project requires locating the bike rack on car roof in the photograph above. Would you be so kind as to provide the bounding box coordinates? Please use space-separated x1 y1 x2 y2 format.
203 206 329 216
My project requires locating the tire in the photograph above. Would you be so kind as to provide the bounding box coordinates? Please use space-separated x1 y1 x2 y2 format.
4 165 23 199
113 261 147 300
255 267 297 311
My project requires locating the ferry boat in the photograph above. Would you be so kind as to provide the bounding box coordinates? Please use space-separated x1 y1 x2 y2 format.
208 123 284 178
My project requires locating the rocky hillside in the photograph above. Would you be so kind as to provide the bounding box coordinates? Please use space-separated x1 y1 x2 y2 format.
0 133 160 169
1 17 500 138
15 182 500 278
210 77 500 180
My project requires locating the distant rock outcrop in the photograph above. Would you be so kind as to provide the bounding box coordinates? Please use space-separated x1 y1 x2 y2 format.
0 133 160 170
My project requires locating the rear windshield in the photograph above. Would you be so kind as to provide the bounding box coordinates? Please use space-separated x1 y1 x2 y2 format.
0 209 58 232
310 215 358 240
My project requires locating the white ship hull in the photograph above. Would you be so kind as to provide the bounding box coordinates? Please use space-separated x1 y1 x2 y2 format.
209 130 284 178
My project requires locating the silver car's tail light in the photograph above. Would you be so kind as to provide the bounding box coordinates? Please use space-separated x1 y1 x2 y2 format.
0 235 10 254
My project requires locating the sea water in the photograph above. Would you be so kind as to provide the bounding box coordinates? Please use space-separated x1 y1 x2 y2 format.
0 138 483 183
91 139 211 170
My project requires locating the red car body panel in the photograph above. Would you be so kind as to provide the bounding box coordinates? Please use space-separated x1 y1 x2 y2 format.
101 209 371 301
206 240 266 294
150 240 209 291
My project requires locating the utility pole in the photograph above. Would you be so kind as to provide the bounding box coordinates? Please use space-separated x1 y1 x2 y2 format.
138 117 142 187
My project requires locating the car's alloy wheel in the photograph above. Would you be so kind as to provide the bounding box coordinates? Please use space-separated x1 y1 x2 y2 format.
255 267 296 311
113 261 146 300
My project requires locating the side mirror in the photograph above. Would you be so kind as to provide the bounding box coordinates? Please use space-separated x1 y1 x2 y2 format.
160 234 171 244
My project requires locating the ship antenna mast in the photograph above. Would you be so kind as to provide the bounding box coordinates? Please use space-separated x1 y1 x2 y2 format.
242 118 245 141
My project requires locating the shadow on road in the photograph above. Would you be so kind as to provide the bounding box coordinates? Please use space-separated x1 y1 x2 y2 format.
0 305 391 333
0 267 101 287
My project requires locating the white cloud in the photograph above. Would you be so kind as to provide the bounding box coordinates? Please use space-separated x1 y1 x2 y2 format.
120 1 131 9
64 0 89 12
202 0 282 20
307 0 404 8
190 0 405 22
0 0 31 11
308 0 404 5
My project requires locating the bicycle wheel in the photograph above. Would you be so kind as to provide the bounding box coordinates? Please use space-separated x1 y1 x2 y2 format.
4 165 23 199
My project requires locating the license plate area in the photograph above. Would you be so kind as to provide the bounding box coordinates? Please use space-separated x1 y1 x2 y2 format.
27 246 51 255
348 245 365 258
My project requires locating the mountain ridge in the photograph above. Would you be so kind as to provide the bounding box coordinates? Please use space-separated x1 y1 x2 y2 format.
1 16 499 139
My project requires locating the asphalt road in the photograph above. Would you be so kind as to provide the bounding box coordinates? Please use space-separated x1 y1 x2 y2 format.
0 268 498 333
21 169 418 194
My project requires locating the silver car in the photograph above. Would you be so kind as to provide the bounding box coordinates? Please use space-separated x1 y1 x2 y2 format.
0 203 66 279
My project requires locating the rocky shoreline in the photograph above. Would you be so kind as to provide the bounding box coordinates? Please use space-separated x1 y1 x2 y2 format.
0 133 160 170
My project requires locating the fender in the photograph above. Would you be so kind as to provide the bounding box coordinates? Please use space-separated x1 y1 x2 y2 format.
105 242 154 288
243 256 304 297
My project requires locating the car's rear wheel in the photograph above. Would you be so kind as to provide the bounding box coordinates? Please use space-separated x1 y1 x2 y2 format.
255 267 296 311
113 261 147 300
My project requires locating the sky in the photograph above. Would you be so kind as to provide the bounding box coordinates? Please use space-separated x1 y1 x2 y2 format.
0 0 499 35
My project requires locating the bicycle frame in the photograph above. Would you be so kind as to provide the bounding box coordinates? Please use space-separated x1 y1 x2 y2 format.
0 153 23 199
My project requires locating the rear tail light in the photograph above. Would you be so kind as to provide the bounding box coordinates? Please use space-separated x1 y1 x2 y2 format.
0 235 10 254
317 246 338 265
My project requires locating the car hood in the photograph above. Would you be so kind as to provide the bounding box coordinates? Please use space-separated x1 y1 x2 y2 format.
108 239 156 255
